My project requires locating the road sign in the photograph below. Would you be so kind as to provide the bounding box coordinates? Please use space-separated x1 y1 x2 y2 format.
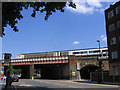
72 72 76 76
1 68 4 71
77 62 80 70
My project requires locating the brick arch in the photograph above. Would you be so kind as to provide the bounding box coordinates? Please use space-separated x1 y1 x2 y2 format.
80 65 99 79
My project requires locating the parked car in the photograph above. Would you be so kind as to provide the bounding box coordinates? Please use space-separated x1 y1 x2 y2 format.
12 75 19 82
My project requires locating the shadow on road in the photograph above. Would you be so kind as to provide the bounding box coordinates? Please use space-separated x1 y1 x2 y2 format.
2 85 51 90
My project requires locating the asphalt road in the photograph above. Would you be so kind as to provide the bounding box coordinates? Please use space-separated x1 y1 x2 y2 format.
11 79 120 89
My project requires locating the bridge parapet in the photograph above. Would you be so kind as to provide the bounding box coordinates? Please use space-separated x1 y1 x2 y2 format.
98 56 108 60
2 55 69 66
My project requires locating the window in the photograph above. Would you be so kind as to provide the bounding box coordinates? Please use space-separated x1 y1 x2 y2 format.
73 52 80 54
112 51 118 59
81 56 97 59
109 24 115 31
108 10 114 19
116 6 120 14
89 51 94 53
81 51 87 54
89 50 100 53
117 20 120 28
102 50 108 52
110 37 116 45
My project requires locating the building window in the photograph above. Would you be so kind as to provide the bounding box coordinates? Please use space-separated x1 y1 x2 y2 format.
110 37 116 45
112 51 118 59
116 6 120 14
109 23 115 32
117 20 120 28
108 10 114 19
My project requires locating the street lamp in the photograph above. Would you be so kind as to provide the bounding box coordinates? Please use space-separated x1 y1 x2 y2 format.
97 40 102 84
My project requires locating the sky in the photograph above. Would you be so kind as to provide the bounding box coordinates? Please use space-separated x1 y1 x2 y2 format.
0 0 119 59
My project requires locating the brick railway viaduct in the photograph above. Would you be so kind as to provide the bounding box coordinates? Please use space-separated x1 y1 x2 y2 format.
2 47 109 80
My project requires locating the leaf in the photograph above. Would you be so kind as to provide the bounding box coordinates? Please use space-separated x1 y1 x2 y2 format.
31 10 36 17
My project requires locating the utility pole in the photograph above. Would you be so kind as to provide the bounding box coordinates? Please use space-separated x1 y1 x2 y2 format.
97 40 102 84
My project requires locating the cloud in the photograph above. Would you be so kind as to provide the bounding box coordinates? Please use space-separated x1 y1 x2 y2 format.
66 0 115 14
100 35 107 42
66 3 94 14
101 35 105 38
73 41 80 45
102 37 107 42
86 0 103 8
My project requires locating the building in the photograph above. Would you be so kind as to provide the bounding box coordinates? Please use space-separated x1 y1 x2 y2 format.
105 1 120 81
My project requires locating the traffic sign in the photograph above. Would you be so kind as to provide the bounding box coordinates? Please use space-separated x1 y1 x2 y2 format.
1 68 4 71
4 53 12 64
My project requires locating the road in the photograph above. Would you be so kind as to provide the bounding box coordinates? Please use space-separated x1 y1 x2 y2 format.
11 79 120 89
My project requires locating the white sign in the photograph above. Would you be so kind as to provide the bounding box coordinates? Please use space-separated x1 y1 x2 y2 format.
77 62 80 70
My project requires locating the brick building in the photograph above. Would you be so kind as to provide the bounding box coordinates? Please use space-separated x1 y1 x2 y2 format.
105 1 120 81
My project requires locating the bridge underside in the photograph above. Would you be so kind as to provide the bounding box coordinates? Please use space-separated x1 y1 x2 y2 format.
34 64 69 79
80 65 99 79
4 63 69 79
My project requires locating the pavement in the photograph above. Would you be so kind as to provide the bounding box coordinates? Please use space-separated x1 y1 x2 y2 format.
0 79 15 90
72 79 120 86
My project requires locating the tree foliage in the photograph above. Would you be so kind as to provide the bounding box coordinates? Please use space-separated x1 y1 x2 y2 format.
2 2 76 36
6 65 21 75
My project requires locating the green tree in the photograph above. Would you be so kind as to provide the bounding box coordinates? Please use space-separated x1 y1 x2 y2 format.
6 65 14 75
2 2 76 36
14 69 22 75
6 65 22 75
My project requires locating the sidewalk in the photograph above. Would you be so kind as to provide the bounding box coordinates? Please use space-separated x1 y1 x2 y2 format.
73 79 120 86
1 80 15 90
2 85 15 90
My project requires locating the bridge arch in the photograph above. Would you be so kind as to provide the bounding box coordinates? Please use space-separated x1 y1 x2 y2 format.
80 65 99 79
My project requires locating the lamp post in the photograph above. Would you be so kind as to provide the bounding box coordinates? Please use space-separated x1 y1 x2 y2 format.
97 40 102 84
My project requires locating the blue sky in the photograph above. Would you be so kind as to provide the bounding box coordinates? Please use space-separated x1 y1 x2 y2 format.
1 1 118 59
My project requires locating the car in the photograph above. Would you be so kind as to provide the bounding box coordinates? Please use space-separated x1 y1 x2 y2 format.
12 75 19 82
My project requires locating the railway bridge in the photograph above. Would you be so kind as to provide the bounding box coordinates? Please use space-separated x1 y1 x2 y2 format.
2 47 109 80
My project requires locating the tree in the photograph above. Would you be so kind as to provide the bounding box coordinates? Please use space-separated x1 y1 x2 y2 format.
2 2 76 36
6 65 22 75
6 65 14 75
